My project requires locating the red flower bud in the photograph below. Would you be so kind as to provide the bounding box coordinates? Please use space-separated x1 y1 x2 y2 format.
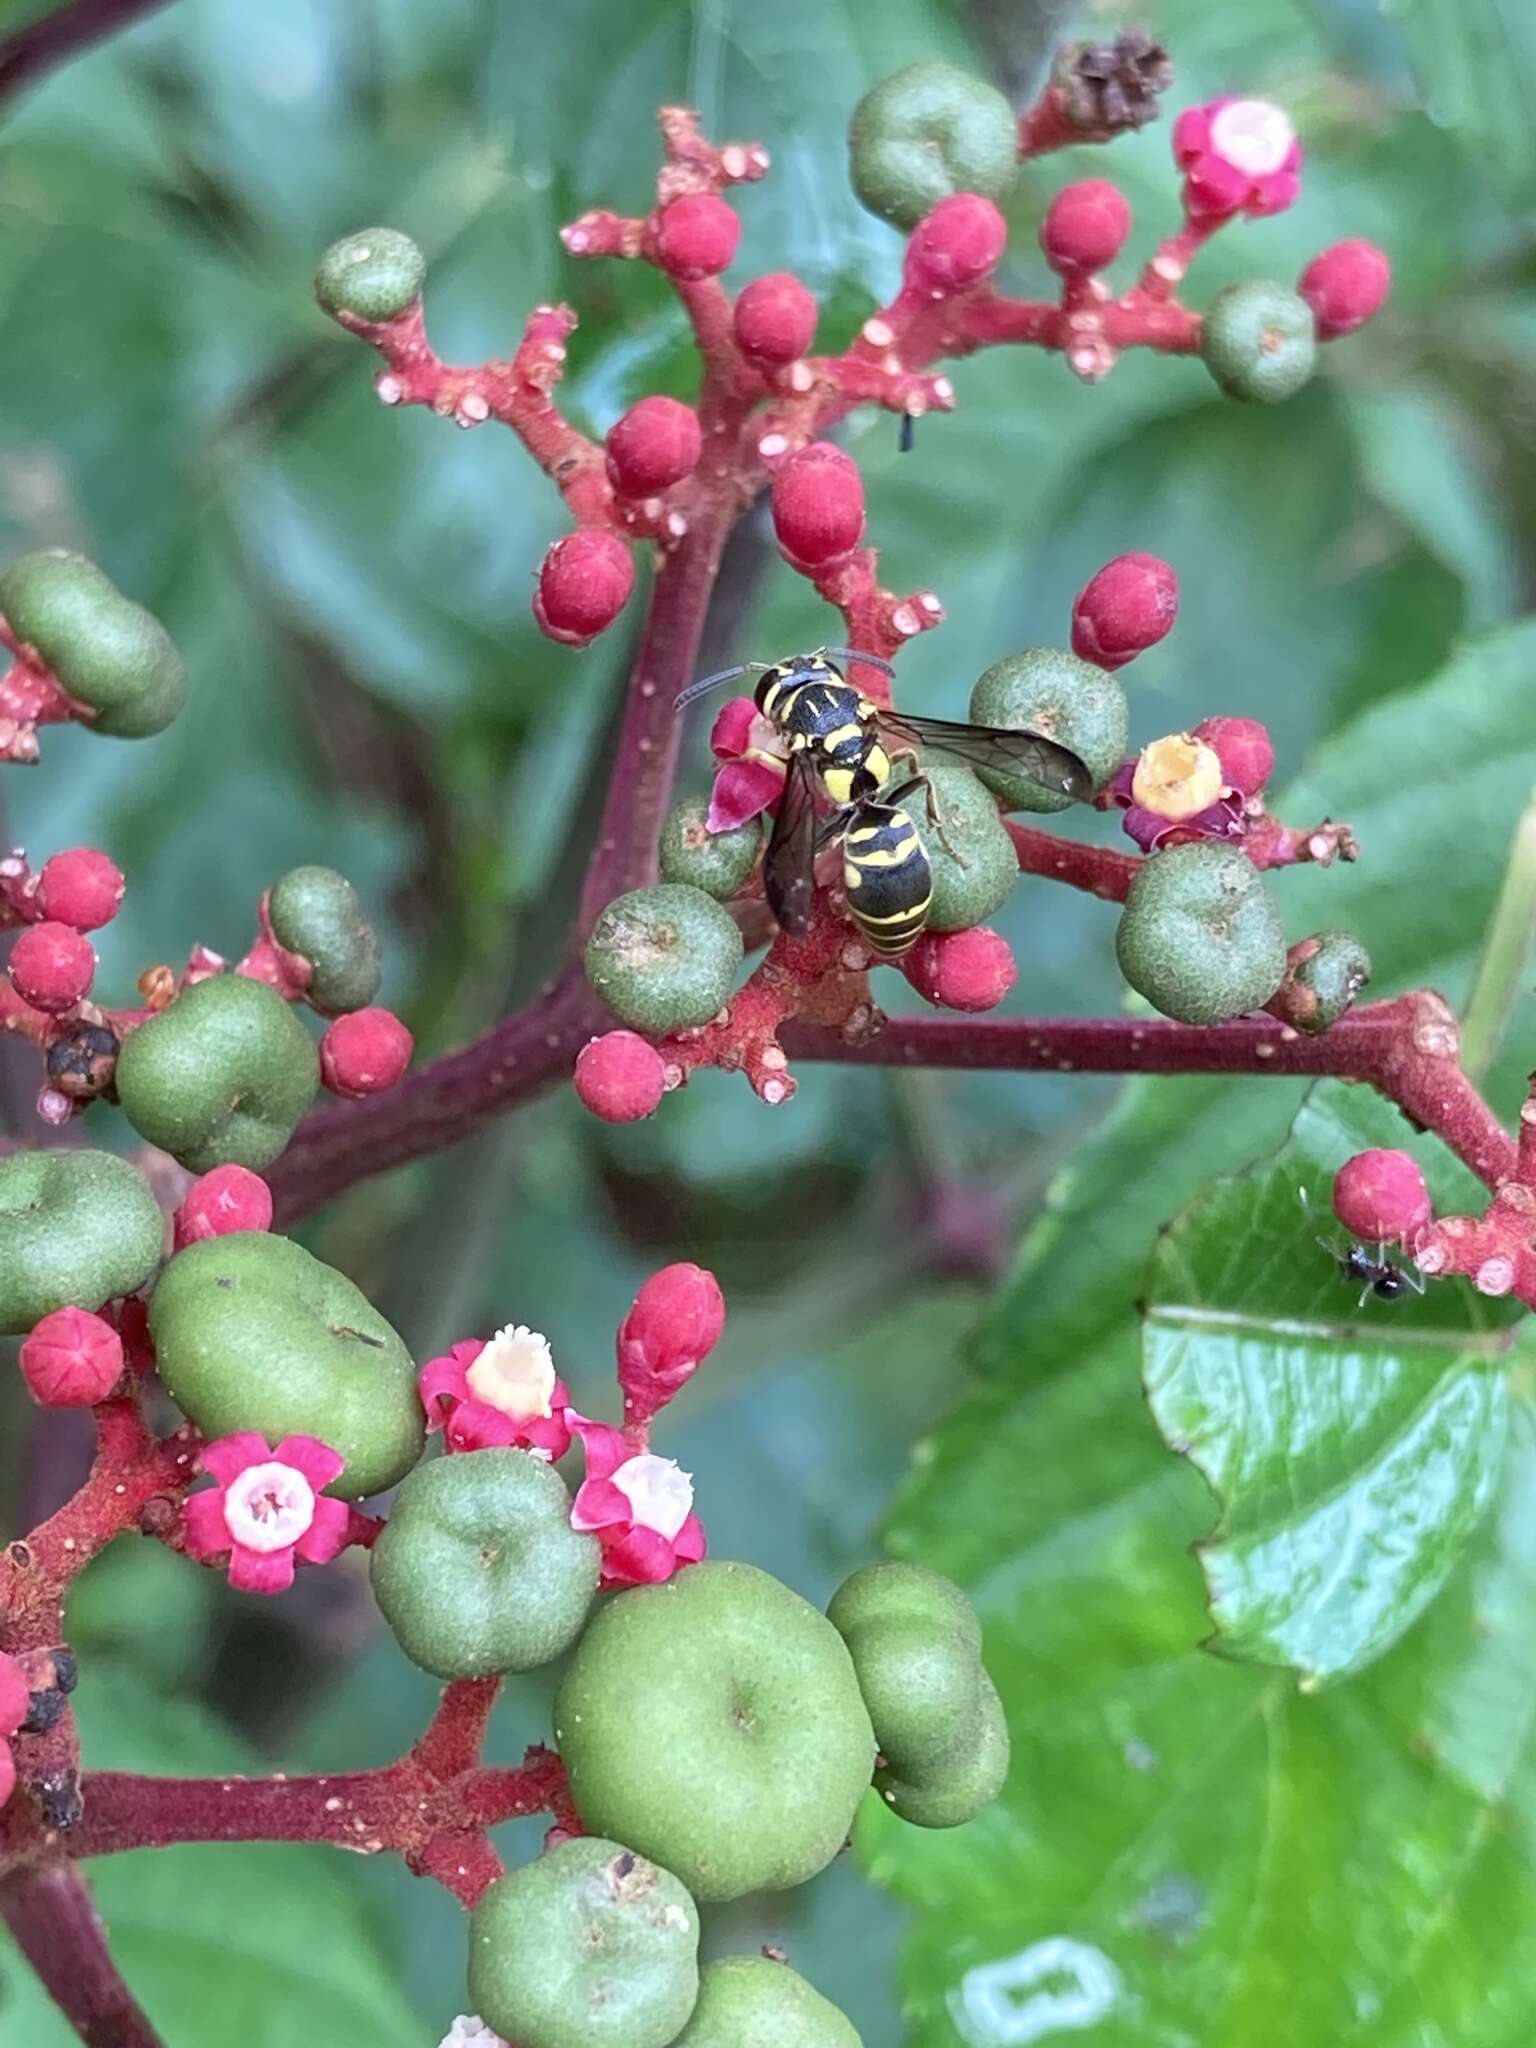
1193 715 1274 799
605 396 703 497
904 194 1008 294
174 1164 275 1249
574 1029 667 1122
19 1306 125 1407
653 193 740 280
533 530 636 647
733 272 818 363
319 1006 413 1097
1040 179 1132 277
7 921 94 1013
0 1654 28 1739
1332 1149 1432 1246
771 442 865 568
1070 552 1178 669
901 926 1017 1012
616 1261 725 1425
1299 239 1391 340
35 848 125 932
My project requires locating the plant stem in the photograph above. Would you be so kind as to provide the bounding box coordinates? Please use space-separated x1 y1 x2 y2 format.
1459 788 1536 1083
0 1865 164 2048
0 0 171 102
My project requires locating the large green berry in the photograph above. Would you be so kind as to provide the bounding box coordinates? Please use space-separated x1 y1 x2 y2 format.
877 1671 1009 1827
658 798 762 901
0 1150 163 1335
116 974 318 1173
468 1837 699 2048
673 1957 862 2047
968 647 1128 813
1201 280 1317 404
267 866 381 1015
0 550 185 739
1116 841 1287 1025
849 62 1018 231
1285 928 1372 1034
920 763 1017 933
370 1449 598 1678
150 1233 422 1496
555 1560 876 1902
314 227 425 323
585 884 743 1035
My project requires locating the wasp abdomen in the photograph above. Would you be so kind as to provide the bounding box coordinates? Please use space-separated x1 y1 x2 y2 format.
842 805 932 957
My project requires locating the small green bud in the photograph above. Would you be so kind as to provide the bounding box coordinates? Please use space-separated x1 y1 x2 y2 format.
555 1560 876 1902
0 1150 163 1336
150 1233 423 1496
1201 280 1317 404
585 884 743 1035
673 1956 862 2047
658 798 762 900
0 550 185 739
1280 929 1372 1034
314 227 425 324
968 647 1128 813
468 1836 700 2048
1116 842 1287 1025
267 865 381 1016
849 62 1018 231
920 763 1017 933
877 1670 1009 1827
370 1449 598 1678
116 974 318 1174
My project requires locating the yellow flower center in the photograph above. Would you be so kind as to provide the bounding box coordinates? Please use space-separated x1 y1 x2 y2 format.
1131 734 1224 821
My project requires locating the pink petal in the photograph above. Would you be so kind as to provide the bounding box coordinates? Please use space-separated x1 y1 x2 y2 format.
566 1411 628 1482
571 1476 632 1532
601 1525 679 1587
294 1495 351 1564
673 1512 708 1564
1250 170 1300 217
198 1432 273 1485
446 1401 522 1453
227 1544 296 1596
182 1488 233 1560
272 1435 345 1491
1171 104 1214 166
706 759 782 835
523 1411 574 1460
1185 155 1250 218
709 695 759 760
419 1351 472 1424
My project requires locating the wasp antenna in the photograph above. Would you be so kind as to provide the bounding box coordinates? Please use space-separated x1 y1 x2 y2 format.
820 647 896 677
673 661 767 711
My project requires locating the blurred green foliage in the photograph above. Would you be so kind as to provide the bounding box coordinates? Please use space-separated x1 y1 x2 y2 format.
1 0 1535 2042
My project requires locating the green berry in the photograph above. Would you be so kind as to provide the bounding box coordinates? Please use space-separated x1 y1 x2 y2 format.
468 1837 699 2048
314 227 425 324
0 550 185 739
1116 842 1287 1026
0 1150 163 1335
584 884 743 1035
1201 280 1317 404
150 1233 422 1496
267 865 381 1016
968 647 1128 813
555 1560 876 1902
849 62 1018 231
1286 928 1372 1034
116 974 318 1174
877 1670 1009 1828
672 1957 862 2047
920 762 1017 933
370 1449 598 1678
658 798 762 901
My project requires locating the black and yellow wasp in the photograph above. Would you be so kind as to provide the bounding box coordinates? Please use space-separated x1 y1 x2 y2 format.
674 647 1091 955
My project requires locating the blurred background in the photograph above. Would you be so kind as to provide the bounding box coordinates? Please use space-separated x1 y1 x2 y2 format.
1 0 1534 2042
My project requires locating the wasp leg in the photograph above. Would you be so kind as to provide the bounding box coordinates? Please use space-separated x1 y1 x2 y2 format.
903 772 967 867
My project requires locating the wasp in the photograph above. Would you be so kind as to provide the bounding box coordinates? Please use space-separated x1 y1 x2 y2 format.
674 647 1092 946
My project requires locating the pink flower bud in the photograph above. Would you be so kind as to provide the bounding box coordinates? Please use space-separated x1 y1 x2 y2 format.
771 442 865 568
0 1653 30 1739
904 194 1008 293
605 396 703 497
1193 715 1274 799
1174 97 1302 221
616 1262 725 1425
533 531 636 647
574 1030 667 1122
653 194 740 279
1332 1149 1432 1246
19 1307 125 1407
7 921 94 1013
1039 179 1132 277
319 1007 413 1097
174 1164 274 1249
1299 240 1391 340
1071 552 1178 669
733 272 818 363
34 848 126 932
901 927 1018 1012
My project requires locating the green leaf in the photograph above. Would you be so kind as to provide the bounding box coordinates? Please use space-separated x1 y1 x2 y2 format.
1145 1086 1519 1688
1387 0 1536 208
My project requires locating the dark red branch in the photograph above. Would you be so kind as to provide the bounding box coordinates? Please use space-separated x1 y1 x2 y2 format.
0 0 170 102
1008 820 1139 902
0 1864 164 2047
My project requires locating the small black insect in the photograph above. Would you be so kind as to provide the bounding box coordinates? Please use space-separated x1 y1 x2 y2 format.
1299 1188 1425 1307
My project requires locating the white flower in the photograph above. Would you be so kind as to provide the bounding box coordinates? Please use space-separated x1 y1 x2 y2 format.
438 2016 505 2048
466 1323 557 1421
221 1461 317 1555
611 1453 694 1540
1209 99 1295 178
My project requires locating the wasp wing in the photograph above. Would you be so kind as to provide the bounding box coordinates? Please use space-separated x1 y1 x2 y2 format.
762 751 823 936
880 712 1094 803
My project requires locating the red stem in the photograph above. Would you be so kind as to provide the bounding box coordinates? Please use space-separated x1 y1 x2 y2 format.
0 1864 164 2048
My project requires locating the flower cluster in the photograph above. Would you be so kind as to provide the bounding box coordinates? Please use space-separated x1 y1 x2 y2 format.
182 1432 357 1595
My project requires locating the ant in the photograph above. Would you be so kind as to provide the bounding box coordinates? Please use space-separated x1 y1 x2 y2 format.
1298 1187 1426 1307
